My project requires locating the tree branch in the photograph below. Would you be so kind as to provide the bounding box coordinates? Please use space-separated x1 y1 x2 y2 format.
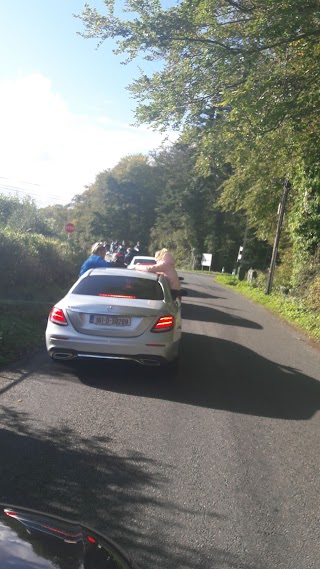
250 29 320 53
223 0 257 14
161 35 243 53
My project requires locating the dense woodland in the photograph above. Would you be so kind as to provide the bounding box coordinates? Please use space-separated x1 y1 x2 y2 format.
1 0 320 303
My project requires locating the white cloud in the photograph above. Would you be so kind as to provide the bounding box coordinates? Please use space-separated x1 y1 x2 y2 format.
0 74 177 206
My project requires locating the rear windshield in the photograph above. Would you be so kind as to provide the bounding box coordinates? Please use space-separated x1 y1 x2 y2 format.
72 275 164 301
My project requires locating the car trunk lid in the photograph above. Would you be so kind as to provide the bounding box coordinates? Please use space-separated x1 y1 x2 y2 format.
65 296 167 337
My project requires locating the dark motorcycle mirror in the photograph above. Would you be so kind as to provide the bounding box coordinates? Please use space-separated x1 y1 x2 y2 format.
0 504 138 568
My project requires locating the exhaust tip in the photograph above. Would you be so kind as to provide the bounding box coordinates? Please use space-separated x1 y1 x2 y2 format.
52 352 75 361
138 358 161 367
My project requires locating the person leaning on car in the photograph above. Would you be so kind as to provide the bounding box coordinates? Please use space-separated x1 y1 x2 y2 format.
134 248 181 300
79 242 115 276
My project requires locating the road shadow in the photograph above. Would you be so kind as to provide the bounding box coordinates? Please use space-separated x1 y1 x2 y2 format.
0 408 256 569
2 330 319 422
182 302 263 329
182 287 225 300
64 331 320 421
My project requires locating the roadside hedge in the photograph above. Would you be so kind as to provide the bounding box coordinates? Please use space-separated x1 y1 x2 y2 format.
0 230 83 299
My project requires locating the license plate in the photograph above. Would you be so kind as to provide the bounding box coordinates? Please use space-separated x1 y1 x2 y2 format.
90 315 131 326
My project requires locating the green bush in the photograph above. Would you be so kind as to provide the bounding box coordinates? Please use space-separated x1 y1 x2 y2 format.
0 303 49 366
0 230 85 365
307 275 320 312
0 230 83 299
215 272 320 342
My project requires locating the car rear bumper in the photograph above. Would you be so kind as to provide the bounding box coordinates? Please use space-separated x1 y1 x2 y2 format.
46 332 180 365
47 348 176 366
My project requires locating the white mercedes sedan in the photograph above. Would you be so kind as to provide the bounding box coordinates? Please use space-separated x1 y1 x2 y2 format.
45 268 184 367
126 255 156 269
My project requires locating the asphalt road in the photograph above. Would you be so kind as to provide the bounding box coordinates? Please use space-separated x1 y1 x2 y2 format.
1 272 319 568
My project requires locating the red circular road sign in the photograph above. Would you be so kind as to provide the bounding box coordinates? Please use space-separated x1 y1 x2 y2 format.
65 223 75 233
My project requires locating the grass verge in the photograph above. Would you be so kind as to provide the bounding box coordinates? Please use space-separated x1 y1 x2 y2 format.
0 303 50 366
0 286 68 367
214 274 320 344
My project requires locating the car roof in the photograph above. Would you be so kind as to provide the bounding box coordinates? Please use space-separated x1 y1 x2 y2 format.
132 256 155 260
82 267 159 281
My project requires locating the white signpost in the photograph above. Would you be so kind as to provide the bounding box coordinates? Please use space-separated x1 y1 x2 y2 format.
201 253 212 271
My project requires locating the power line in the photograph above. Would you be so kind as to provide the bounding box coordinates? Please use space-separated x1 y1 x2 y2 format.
0 183 64 203
0 176 40 187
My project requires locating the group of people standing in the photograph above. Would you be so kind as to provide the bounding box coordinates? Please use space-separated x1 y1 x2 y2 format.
109 240 141 255
79 240 141 276
79 242 181 299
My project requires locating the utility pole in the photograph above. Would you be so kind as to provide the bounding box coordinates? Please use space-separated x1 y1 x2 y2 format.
237 221 248 280
191 248 196 270
266 177 291 295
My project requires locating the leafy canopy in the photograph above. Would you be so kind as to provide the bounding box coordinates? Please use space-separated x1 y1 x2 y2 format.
78 0 320 135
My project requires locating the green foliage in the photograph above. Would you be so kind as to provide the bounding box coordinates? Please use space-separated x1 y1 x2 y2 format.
78 0 320 136
0 194 54 236
149 144 250 270
78 0 320 291
0 229 82 298
0 194 18 226
0 303 48 366
71 154 158 247
0 225 83 365
215 273 320 342
308 275 320 312
39 203 75 239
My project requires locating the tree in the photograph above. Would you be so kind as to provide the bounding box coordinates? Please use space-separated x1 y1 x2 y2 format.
77 0 320 136
39 204 74 238
0 195 19 227
0 194 53 236
148 143 249 270
71 155 159 249
77 0 320 285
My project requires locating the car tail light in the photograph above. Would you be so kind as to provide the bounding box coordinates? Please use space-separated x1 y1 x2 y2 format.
49 307 68 326
5 511 17 518
151 316 174 332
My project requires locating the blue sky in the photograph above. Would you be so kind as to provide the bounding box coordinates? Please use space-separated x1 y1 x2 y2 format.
0 0 175 206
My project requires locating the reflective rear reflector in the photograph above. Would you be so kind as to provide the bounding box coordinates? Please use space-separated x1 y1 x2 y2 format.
49 307 68 326
151 316 174 332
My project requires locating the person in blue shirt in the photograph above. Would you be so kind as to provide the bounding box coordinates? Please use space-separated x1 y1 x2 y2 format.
79 242 115 276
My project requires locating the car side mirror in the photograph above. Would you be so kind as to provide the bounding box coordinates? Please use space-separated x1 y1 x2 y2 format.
0 505 137 568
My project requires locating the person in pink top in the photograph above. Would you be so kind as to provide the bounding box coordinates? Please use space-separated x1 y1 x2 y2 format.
135 248 181 299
